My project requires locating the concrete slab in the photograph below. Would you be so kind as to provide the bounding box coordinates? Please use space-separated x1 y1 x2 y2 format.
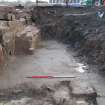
97 97 105 105
70 79 96 97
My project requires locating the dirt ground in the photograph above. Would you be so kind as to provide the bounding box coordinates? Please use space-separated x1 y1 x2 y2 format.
0 40 105 105
0 6 105 104
0 41 84 89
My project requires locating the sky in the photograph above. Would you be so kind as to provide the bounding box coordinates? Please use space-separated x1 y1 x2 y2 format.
0 0 36 2
0 0 49 3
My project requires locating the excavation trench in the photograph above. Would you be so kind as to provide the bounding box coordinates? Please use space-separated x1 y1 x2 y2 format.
0 40 98 105
1 7 105 105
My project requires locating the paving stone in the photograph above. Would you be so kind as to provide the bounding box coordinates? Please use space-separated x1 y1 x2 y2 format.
70 79 96 97
96 97 105 105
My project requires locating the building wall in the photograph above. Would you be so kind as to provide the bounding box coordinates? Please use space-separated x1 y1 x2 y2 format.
49 0 64 4
0 5 15 20
8 13 15 21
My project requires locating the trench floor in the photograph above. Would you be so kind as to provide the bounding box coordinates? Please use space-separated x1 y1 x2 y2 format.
0 40 105 105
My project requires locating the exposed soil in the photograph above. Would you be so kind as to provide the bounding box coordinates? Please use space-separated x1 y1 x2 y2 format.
0 7 105 105
0 41 84 89
0 41 98 105
33 7 105 73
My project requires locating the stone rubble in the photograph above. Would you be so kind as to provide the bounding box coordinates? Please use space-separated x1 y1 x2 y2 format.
0 80 97 105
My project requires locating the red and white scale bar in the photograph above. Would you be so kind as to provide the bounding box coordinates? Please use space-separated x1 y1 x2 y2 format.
26 75 75 79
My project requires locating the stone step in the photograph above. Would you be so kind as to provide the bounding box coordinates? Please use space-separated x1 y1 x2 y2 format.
70 79 96 97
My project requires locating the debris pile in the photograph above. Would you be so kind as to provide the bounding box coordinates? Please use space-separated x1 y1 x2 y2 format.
3 20 25 56
0 80 97 105
15 25 40 55
1 21 40 55
0 19 40 70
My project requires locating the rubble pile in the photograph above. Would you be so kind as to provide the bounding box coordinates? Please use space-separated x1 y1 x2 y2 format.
0 20 40 70
0 21 10 69
15 25 40 55
0 80 97 105
2 21 40 55
3 20 25 56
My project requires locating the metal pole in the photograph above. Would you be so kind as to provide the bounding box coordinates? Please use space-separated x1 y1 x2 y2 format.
25 75 76 79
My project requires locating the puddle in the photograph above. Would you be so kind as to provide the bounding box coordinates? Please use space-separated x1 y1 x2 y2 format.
76 63 87 73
